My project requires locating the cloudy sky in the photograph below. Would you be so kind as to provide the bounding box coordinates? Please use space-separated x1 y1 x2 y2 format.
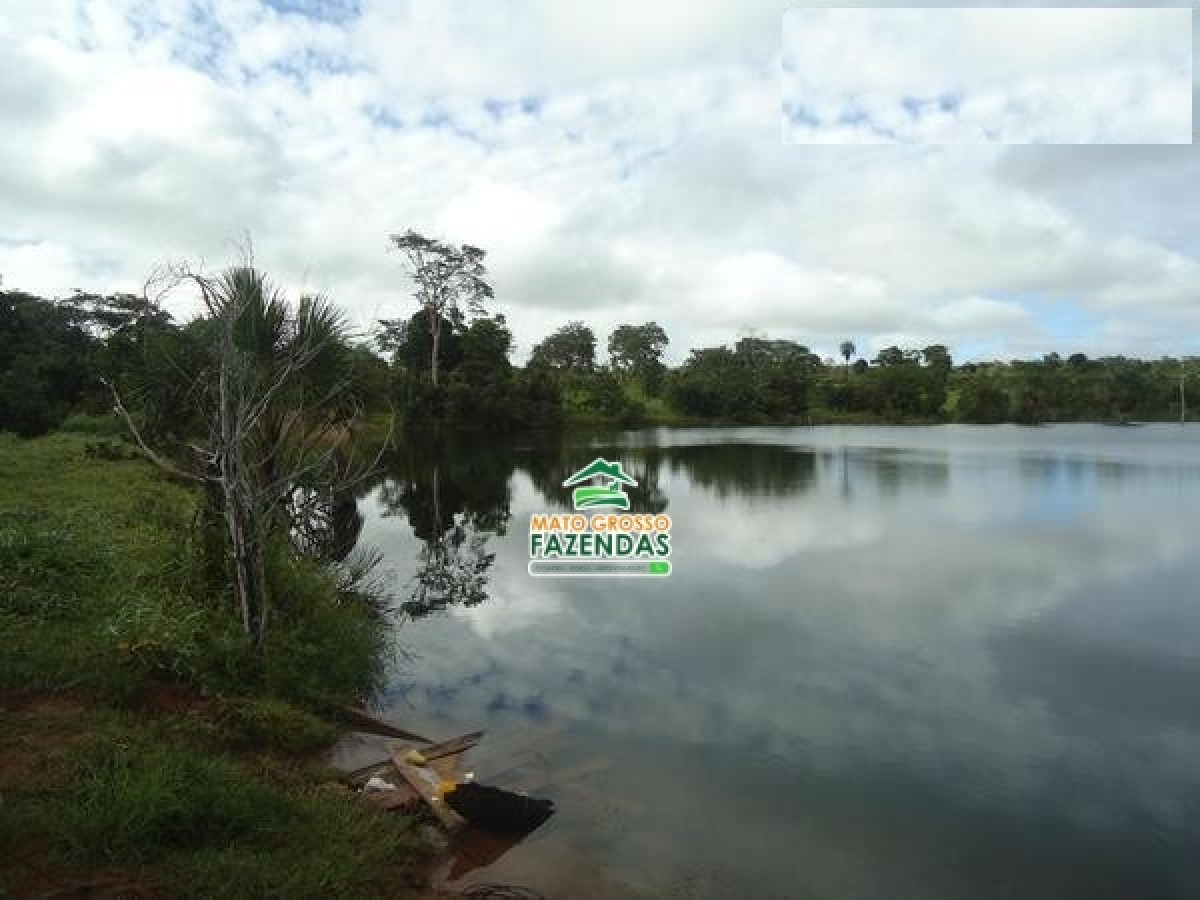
1 0 1198 363
783 7 1193 144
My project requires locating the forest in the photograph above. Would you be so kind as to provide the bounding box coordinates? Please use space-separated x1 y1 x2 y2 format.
2 258 1196 440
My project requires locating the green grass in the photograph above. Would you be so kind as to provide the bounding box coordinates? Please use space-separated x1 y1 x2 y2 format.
0 432 427 897
1 711 424 898
58 411 127 437
0 431 389 702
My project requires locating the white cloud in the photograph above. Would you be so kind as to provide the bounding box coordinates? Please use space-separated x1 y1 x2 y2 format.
783 7 1193 144
0 0 1198 362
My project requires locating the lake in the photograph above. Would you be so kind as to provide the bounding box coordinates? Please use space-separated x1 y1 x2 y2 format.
350 424 1200 899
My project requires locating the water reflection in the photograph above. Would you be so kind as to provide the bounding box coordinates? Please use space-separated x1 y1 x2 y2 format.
662 442 817 498
355 425 1200 899
291 485 364 562
374 435 511 618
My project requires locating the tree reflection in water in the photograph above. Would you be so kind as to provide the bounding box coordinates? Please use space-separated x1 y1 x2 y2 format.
377 434 513 619
373 433 835 618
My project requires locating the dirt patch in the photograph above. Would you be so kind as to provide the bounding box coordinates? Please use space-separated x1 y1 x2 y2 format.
0 690 89 717
5 855 164 900
0 692 92 788
139 679 211 716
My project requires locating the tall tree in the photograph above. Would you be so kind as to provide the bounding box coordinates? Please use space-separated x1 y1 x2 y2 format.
387 230 493 387
839 340 856 372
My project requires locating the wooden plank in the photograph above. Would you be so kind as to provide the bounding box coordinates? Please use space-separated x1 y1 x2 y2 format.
343 731 482 785
421 730 484 762
388 742 467 831
334 705 431 742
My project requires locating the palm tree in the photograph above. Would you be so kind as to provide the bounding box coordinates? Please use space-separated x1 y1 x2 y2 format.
110 263 380 647
839 340 856 374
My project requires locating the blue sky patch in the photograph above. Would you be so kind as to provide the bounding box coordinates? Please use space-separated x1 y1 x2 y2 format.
262 0 363 25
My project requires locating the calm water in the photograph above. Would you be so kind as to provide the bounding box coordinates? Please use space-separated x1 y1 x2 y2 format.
353 425 1200 899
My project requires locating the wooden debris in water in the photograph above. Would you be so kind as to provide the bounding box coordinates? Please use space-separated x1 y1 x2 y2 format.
421 729 485 762
341 730 485 786
389 740 469 831
332 704 432 742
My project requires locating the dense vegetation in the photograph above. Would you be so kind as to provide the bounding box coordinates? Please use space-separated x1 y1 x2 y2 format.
3 285 1196 438
0 433 428 897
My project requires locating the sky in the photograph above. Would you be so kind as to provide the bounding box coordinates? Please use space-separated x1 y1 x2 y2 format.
783 7 1193 144
1 0 1198 364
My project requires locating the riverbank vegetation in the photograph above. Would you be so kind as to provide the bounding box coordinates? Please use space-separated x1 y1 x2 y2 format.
0 261 434 896
4 274 1196 439
0 432 433 896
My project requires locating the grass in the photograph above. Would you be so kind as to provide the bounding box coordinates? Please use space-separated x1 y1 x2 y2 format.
0 432 429 897
0 707 426 898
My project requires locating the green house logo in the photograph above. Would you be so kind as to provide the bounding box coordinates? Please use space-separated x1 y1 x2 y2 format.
563 458 638 510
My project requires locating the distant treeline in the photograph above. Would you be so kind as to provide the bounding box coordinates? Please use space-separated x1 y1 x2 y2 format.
2 286 1196 438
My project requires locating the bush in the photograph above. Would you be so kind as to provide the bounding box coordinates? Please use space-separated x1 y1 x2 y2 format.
262 550 389 703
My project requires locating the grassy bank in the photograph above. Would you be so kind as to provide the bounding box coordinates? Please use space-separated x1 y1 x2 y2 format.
0 433 429 898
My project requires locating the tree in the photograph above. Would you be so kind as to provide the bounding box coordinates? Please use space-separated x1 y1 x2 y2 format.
957 378 1010 423
668 338 818 422
668 346 748 419
378 309 463 377
873 345 916 367
608 322 669 391
387 230 493 387
0 289 98 435
108 262 382 648
529 321 597 373
839 340 856 372
460 314 514 380
921 344 952 376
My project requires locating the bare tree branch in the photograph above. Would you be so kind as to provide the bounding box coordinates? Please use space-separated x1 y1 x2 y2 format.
104 377 209 483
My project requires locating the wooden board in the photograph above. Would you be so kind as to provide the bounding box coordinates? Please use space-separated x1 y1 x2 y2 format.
334 705 431 742
342 730 484 785
388 742 468 831
421 730 484 762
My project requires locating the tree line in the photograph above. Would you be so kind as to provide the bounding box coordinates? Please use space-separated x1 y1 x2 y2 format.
4 236 1199 446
